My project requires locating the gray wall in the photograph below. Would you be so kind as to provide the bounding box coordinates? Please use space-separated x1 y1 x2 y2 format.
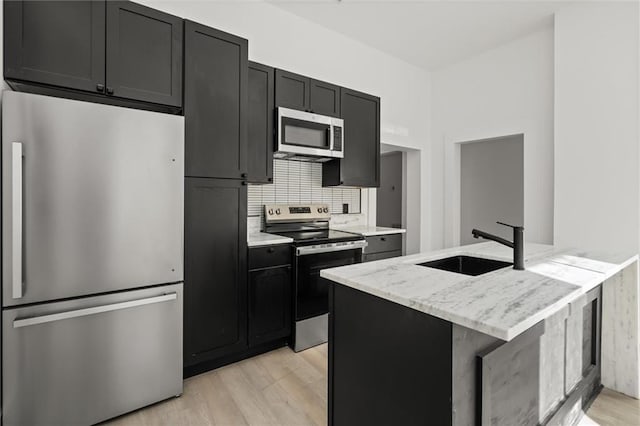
460 135 524 245
377 152 403 229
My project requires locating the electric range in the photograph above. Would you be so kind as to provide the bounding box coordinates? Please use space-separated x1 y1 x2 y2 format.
264 203 367 351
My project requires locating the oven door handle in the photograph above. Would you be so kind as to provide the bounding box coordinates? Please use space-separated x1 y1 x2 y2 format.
296 240 368 256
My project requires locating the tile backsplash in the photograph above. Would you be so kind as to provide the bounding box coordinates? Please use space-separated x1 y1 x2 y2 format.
248 159 361 219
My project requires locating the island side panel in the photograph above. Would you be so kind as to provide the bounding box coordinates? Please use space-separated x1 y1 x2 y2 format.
601 261 640 398
328 281 452 426
538 306 570 420
451 325 500 426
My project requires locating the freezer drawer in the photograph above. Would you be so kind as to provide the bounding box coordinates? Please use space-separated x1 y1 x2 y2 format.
2 283 183 426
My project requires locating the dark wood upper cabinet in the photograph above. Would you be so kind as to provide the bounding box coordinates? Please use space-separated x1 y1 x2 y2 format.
310 79 341 117
105 1 182 106
4 0 106 93
184 177 248 371
184 20 248 179
323 88 380 187
4 0 183 108
275 69 341 117
275 69 310 111
247 62 274 184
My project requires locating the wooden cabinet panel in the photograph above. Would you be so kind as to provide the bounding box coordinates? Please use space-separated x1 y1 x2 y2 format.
275 69 310 111
364 234 402 255
248 244 291 270
330 284 452 425
106 1 182 106
184 20 248 179
4 0 183 108
323 88 380 187
184 178 248 368
363 250 402 263
310 79 340 117
248 62 274 184
248 266 292 346
4 0 105 93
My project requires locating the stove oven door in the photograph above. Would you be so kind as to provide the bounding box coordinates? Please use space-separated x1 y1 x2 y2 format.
294 247 362 321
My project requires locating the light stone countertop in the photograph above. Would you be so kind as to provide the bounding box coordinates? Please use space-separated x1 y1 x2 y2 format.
335 226 406 236
320 241 637 341
247 232 293 247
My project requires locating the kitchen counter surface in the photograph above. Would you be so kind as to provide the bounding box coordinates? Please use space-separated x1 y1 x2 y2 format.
336 226 406 236
247 232 293 247
320 242 636 341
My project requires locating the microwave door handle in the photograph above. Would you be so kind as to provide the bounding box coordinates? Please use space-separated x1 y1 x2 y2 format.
329 125 334 151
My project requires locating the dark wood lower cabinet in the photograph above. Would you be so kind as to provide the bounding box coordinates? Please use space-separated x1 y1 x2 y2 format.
248 265 292 346
184 177 248 375
362 233 403 262
329 283 452 426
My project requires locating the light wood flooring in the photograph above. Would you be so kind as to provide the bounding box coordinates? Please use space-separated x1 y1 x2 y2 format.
107 343 639 426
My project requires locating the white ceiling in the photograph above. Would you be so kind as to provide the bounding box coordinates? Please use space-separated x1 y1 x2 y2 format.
269 0 574 71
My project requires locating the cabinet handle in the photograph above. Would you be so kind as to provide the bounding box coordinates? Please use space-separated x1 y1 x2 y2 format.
96 84 105 93
381 237 387 242
267 177 273 182
14 293 177 328
106 87 114 95
241 173 248 178
241 181 247 186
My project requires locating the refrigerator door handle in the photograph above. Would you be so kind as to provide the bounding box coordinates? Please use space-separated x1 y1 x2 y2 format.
13 293 178 328
11 142 23 299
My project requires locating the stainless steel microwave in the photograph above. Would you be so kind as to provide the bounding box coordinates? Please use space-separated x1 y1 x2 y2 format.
275 107 344 162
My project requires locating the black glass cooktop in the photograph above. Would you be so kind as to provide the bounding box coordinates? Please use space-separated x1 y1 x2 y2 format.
270 229 362 245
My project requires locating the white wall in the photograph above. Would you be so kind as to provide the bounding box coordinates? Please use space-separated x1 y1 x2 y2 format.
554 1 640 255
140 0 430 251
429 27 555 250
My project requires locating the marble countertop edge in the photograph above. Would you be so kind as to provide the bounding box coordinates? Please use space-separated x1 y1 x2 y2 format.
320 242 637 342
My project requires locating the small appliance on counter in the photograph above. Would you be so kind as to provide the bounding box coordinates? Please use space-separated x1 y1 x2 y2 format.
264 203 366 351
2 92 184 425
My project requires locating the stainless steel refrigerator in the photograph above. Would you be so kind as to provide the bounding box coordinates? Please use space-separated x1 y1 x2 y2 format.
1 91 184 425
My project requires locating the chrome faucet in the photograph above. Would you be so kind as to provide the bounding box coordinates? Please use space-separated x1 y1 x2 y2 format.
471 222 525 270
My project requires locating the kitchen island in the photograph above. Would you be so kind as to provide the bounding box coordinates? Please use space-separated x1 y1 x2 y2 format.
320 242 637 426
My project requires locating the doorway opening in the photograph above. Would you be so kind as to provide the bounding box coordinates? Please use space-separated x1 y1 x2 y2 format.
377 152 403 229
459 134 524 245
375 144 421 255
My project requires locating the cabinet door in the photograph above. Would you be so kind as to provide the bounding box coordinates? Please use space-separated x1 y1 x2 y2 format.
4 0 105 93
310 79 341 117
323 88 380 187
363 250 402 263
185 21 248 179
247 62 274 184
275 69 310 111
106 1 183 106
248 266 292 346
184 178 248 367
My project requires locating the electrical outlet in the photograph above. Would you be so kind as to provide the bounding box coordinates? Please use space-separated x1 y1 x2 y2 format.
342 203 349 214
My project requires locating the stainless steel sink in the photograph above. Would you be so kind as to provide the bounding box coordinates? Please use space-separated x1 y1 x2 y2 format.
417 255 512 276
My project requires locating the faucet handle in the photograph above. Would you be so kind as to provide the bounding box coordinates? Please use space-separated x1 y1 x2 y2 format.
496 221 524 230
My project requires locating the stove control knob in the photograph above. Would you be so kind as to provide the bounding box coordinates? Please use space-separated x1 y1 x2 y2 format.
268 209 274 215
317 207 322 213
276 208 281 215
323 207 329 213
